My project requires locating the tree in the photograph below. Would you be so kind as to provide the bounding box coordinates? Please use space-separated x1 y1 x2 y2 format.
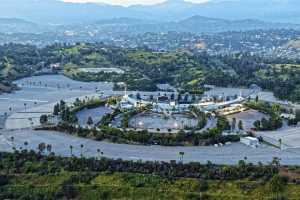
24 141 28 150
191 94 196 102
80 144 84 157
38 143 46 154
217 116 230 131
177 94 182 102
271 157 281 168
271 104 280 114
46 144 52 154
253 120 261 130
97 149 103 160
184 94 189 102
70 145 73 156
40 114 48 125
238 120 244 130
59 100 66 111
87 116 94 126
10 136 15 150
231 118 236 132
170 93 175 100
177 130 186 142
0 175 9 186
261 118 269 130
198 179 209 192
53 103 60 115
278 139 282 150
149 95 154 101
24 103 27 112
269 175 288 199
179 152 185 163
296 109 300 122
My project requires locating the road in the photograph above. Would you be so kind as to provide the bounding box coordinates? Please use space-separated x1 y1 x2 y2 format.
1 129 300 165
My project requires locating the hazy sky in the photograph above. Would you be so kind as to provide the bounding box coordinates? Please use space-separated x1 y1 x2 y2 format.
61 0 212 6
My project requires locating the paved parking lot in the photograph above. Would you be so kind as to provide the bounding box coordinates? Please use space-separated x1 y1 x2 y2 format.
1 129 300 165
227 109 268 131
257 126 300 149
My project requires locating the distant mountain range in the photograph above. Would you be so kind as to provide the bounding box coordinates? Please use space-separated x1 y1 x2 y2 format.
1 15 300 35
152 16 300 33
1 0 300 24
0 18 48 33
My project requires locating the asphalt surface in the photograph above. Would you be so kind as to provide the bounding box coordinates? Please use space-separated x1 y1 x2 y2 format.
1 129 300 165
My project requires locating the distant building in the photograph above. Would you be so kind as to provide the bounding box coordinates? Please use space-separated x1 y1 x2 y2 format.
157 96 169 102
280 113 296 120
216 104 247 116
50 63 61 70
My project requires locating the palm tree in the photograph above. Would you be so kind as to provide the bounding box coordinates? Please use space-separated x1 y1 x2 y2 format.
179 151 185 163
10 136 15 149
87 116 94 127
97 148 103 160
69 145 73 156
80 144 84 158
238 120 244 130
97 149 100 160
278 139 282 150
46 144 52 154
38 143 46 154
231 118 236 132
24 103 27 112
24 141 28 151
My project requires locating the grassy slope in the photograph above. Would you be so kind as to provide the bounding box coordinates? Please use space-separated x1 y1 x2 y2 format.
60 46 204 92
2 172 300 200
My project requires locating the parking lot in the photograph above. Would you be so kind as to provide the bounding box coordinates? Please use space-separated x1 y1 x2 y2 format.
227 109 268 131
1 129 300 165
256 126 300 149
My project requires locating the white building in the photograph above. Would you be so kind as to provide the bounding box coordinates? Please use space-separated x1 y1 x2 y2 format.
280 113 296 120
241 137 259 148
118 90 246 114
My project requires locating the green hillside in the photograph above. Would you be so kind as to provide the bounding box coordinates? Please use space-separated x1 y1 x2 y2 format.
1 43 300 101
0 151 300 200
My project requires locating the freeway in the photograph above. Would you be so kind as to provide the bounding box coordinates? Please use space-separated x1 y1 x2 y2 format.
1 129 300 165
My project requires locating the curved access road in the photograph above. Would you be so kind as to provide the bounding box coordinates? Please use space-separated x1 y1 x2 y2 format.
1 129 300 165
